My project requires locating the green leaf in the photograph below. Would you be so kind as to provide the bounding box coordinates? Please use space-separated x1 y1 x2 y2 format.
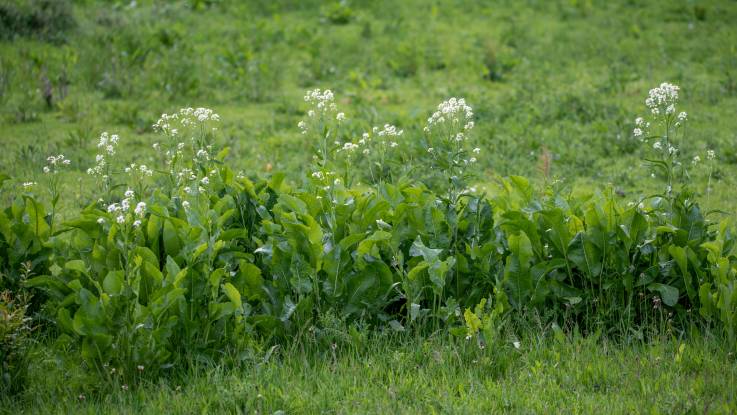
163 220 182 257
388 320 405 332
102 271 124 295
648 283 679 307
223 282 242 310
407 261 429 280
409 236 442 262
669 245 696 303
64 260 88 275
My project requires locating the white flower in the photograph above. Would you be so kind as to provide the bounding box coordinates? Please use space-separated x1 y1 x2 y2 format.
374 124 403 138
124 189 135 198
678 112 687 122
427 147 434 152
469 157 477 163
97 218 105 224
336 112 345 121
139 165 153 176
116 215 126 224
107 203 119 213
22 181 36 188
426 97 473 131
132 220 142 228
653 141 662 150
633 128 643 138
200 176 209 185
182 201 190 209
43 154 71 174
707 149 716 160
473 147 481 154
134 202 146 217
692 155 701 165
645 82 680 115
340 142 360 152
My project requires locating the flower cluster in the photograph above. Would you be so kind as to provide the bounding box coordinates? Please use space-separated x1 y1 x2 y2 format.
645 82 680 116
153 107 220 134
105 189 146 227
359 124 405 152
633 83 688 160
87 132 120 176
424 97 474 132
124 163 154 177
43 154 71 174
304 89 337 113
633 117 651 140
299 89 343 134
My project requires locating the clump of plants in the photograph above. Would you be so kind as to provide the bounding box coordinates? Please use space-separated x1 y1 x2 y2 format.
0 290 33 396
0 0 75 42
1 82 735 394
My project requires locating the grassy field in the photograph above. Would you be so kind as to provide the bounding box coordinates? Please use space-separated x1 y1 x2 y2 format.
2 0 737 208
2 0 737 413
7 332 737 414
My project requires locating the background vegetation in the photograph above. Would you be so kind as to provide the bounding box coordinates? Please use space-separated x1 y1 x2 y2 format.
1 0 737 413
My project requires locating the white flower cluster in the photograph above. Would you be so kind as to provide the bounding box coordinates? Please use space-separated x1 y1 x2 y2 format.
153 107 220 134
424 97 474 132
375 124 404 137
633 83 688 158
310 170 336 182
645 82 680 116
338 142 360 153
633 117 651 140
124 163 153 177
43 154 71 174
304 89 336 113
87 132 120 176
22 181 36 189
299 89 342 134
105 189 146 227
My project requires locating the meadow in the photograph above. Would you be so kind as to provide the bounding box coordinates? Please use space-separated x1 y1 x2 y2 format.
1 0 737 413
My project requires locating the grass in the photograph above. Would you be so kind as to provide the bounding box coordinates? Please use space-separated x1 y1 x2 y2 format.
3 0 737 412
6 331 736 414
1 1 737 209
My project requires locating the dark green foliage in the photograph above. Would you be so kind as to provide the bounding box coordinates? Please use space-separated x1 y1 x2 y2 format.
0 290 32 396
0 0 75 42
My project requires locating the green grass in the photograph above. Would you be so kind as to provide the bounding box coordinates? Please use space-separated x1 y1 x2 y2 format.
6 332 737 414
1 0 737 209
3 0 737 412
